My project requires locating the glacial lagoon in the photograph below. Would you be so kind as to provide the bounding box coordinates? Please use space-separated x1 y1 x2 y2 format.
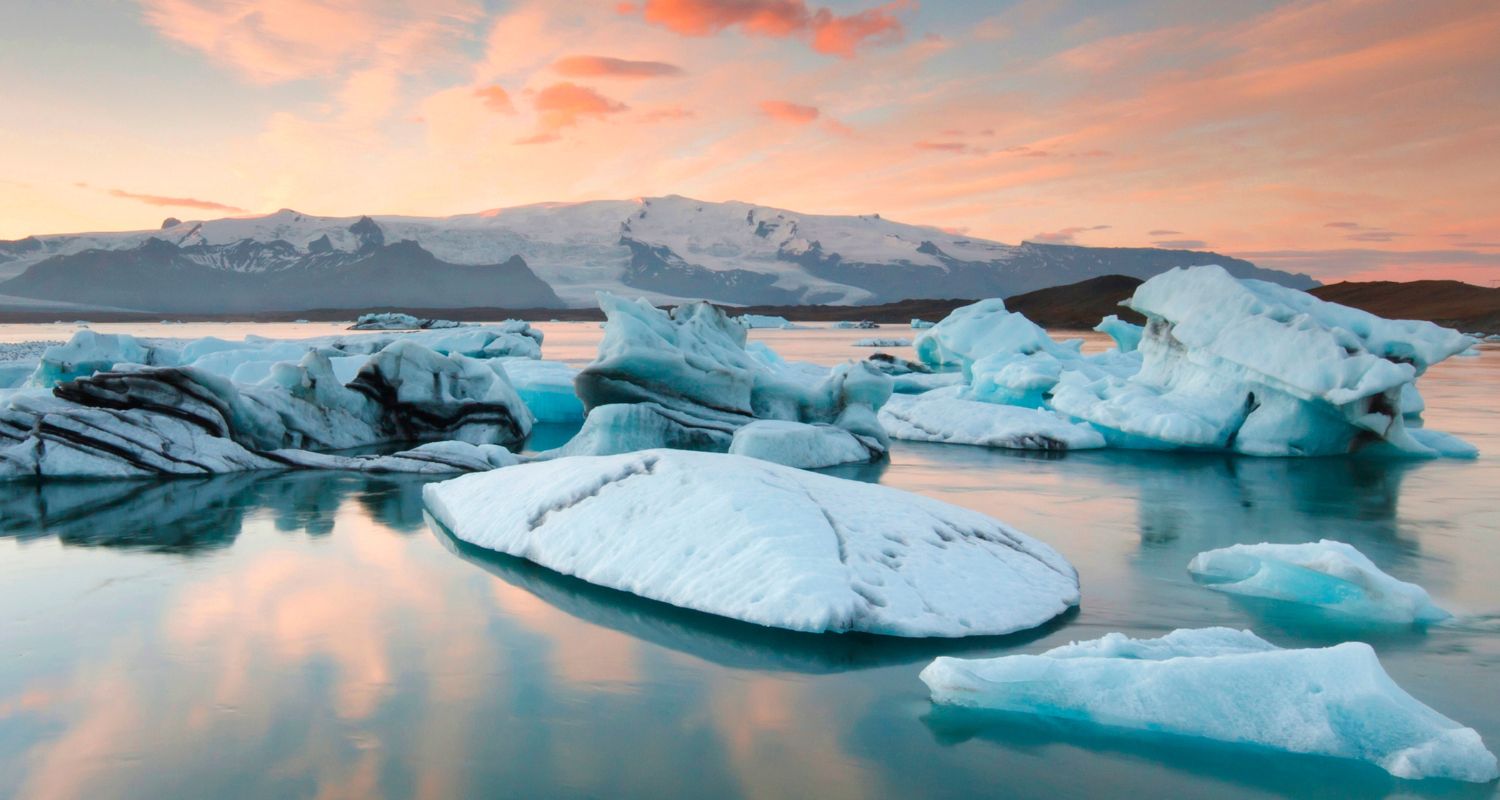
2 322 1498 799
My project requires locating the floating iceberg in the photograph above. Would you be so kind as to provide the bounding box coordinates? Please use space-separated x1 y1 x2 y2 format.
0 340 532 480
920 628 1498 782
1188 540 1450 624
496 357 584 423
833 320 879 329
570 294 891 466
1049 266 1476 457
880 389 1105 450
1094 314 1142 353
349 312 469 330
728 420 883 469
736 314 798 329
853 337 912 348
424 449 1080 637
911 318 935 329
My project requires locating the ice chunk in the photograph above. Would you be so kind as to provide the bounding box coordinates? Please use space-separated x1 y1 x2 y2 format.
879 389 1105 450
911 318 935 329
921 628 1498 782
736 314 798 329
349 312 469 330
0 341 533 480
728 420 882 469
548 403 737 457
853 337 912 347
833 320 879 329
496 357 584 423
1094 314 1143 353
1050 266 1476 457
30 330 178 386
424 449 1079 637
914 299 1039 372
1188 540 1451 624
572 293 891 456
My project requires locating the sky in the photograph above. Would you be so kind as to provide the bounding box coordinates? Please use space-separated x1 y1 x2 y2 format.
1 0 1497 284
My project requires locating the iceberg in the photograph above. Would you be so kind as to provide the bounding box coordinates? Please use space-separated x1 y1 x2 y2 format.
1188 540 1450 624
570 293 891 464
853 337 912 348
1094 314 1143 353
424 449 1079 637
920 628 1498 782
911 318 935 329
728 420 883 469
496 357 584 423
833 320 879 329
736 314 798 329
348 312 469 330
0 340 533 480
879 389 1105 450
1049 266 1476 457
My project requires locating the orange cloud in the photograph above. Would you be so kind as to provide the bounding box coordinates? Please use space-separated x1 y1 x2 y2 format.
637 0 906 57
519 82 629 144
1031 224 1111 244
139 0 482 83
106 189 245 213
760 100 819 123
474 84 516 113
915 140 967 152
553 55 685 78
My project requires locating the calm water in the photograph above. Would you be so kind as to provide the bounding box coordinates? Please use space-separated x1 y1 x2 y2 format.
2 323 1498 799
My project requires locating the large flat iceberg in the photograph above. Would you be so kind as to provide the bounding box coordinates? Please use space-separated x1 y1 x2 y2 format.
879 390 1104 451
921 628 1498 782
1188 540 1450 624
424 449 1080 637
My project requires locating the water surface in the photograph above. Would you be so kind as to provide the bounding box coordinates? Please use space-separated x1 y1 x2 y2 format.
1 323 1497 799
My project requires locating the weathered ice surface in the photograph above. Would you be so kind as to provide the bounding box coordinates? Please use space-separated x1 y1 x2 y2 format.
728 420 884 469
880 389 1105 451
1050 266 1476 456
568 293 891 465
349 312 469 330
1188 540 1451 624
0 341 531 479
921 628 1498 782
425 449 1079 637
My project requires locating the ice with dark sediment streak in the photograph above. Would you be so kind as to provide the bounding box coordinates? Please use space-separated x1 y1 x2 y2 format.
0 340 532 479
921 628 1499 782
424 449 1080 637
564 293 891 467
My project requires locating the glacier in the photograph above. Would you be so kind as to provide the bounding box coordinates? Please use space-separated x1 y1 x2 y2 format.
565 293 891 466
423 449 1080 637
1188 540 1451 624
920 628 1498 782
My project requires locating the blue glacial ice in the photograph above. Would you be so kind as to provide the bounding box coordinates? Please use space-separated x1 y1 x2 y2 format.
920 627 1498 782
424 449 1079 637
728 419 883 469
566 293 891 466
878 388 1104 450
1188 539 1451 624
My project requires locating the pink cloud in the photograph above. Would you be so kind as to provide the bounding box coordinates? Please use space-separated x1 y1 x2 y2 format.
553 55 685 78
1031 224 1111 245
915 140 967 152
519 82 629 144
473 84 516 113
760 100 819 123
636 0 907 57
107 188 245 213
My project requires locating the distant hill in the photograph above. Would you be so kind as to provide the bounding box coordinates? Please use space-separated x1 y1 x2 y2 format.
0 196 1315 313
1309 280 1500 333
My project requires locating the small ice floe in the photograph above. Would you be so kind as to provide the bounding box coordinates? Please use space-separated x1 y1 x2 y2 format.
920 627 1498 782
833 320 880 329
1188 540 1450 625
853 337 912 348
424 449 1080 638
728 419 883 469
349 312 470 330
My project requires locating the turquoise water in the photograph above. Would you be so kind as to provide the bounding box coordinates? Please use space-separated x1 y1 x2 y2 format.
1 325 1497 799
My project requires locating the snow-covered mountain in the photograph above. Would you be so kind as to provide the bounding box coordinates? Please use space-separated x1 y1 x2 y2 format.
0 196 1315 312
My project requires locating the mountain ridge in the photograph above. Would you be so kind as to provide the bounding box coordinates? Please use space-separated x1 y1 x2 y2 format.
0 196 1316 312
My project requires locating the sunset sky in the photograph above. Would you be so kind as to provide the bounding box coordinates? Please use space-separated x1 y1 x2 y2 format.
2 0 1497 283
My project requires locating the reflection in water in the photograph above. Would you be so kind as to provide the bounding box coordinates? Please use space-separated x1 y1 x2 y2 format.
433 520 1076 675
0 350 1497 800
